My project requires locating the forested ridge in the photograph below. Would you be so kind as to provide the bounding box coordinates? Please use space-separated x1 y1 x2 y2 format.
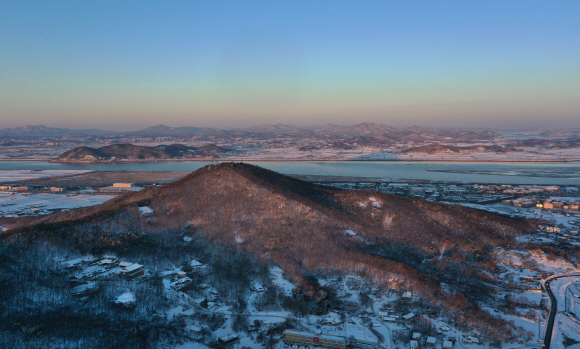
1 162 539 345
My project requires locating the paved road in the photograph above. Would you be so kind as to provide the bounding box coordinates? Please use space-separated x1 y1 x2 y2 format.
542 274 580 349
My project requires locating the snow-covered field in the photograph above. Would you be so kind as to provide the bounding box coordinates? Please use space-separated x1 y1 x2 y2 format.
0 192 114 217
0 170 91 183
549 277 580 349
222 146 580 161
227 146 392 160
394 147 580 161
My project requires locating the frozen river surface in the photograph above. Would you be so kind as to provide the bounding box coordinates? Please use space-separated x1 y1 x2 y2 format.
1 161 580 185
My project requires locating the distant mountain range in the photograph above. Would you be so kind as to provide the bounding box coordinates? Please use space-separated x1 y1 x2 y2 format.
400 144 511 154
126 125 214 137
57 143 230 162
0 125 117 138
0 123 504 140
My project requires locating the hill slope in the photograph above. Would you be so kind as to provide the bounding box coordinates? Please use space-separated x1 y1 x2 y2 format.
2 163 536 338
57 143 228 161
401 144 509 154
0 125 116 138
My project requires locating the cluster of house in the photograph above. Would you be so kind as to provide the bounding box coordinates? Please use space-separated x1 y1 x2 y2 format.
66 256 145 307
62 255 144 280
538 200 580 211
169 260 206 291
170 272 193 291
345 182 579 206
0 185 66 193
321 181 524 204
0 201 67 216
537 224 579 242
503 197 580 211
409 329 461 349
475 184 561 194
166 260 228 310
378 311 415 322
199 284 222 309
376 291 416 322
0 182 146 195
0 185 31 192
319 316 342 326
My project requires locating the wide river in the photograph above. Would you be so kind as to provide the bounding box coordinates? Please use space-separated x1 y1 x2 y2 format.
1 160 580 185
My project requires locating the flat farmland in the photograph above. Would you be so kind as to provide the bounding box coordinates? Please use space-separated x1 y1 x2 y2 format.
1 171 191 187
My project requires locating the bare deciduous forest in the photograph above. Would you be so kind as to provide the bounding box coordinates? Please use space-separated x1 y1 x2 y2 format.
0 163 554 346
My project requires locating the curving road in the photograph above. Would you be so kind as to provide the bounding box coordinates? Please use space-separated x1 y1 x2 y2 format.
542 274 580 349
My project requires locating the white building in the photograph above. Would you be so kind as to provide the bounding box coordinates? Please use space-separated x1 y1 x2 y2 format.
252 282 265 292
190 259 204 269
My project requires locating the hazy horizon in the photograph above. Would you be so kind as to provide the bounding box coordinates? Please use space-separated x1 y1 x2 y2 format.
1 1 579 130
0 122 575 134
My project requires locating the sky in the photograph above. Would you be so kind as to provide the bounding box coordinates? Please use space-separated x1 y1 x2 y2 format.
1 1 579 131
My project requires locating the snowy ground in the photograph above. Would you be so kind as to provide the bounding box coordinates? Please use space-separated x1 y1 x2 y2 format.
461 199 580 348
394 147 580 161
221 146 580 161
549 277 580 349
226 146 393 161
459 201 580 248
0 170 91 183
5 173 580 348
0 192 114 217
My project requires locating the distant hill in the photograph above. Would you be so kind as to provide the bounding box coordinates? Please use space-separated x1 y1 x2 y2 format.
198 143 229 154
244 123 310 134
345 128 502 145
401 144 509 154
1 123 504 144
3 162 535 339
127 124 215 137
57 143 229 162
539 128 580 138
0 125 116 138
305 123 343 133
125 123 502 141
325 122 397 137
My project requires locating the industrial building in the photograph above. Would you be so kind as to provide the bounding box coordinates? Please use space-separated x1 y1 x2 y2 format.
98 183 142 193
282 330 379 349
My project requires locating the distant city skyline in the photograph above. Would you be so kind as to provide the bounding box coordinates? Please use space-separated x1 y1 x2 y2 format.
1 1 579 130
